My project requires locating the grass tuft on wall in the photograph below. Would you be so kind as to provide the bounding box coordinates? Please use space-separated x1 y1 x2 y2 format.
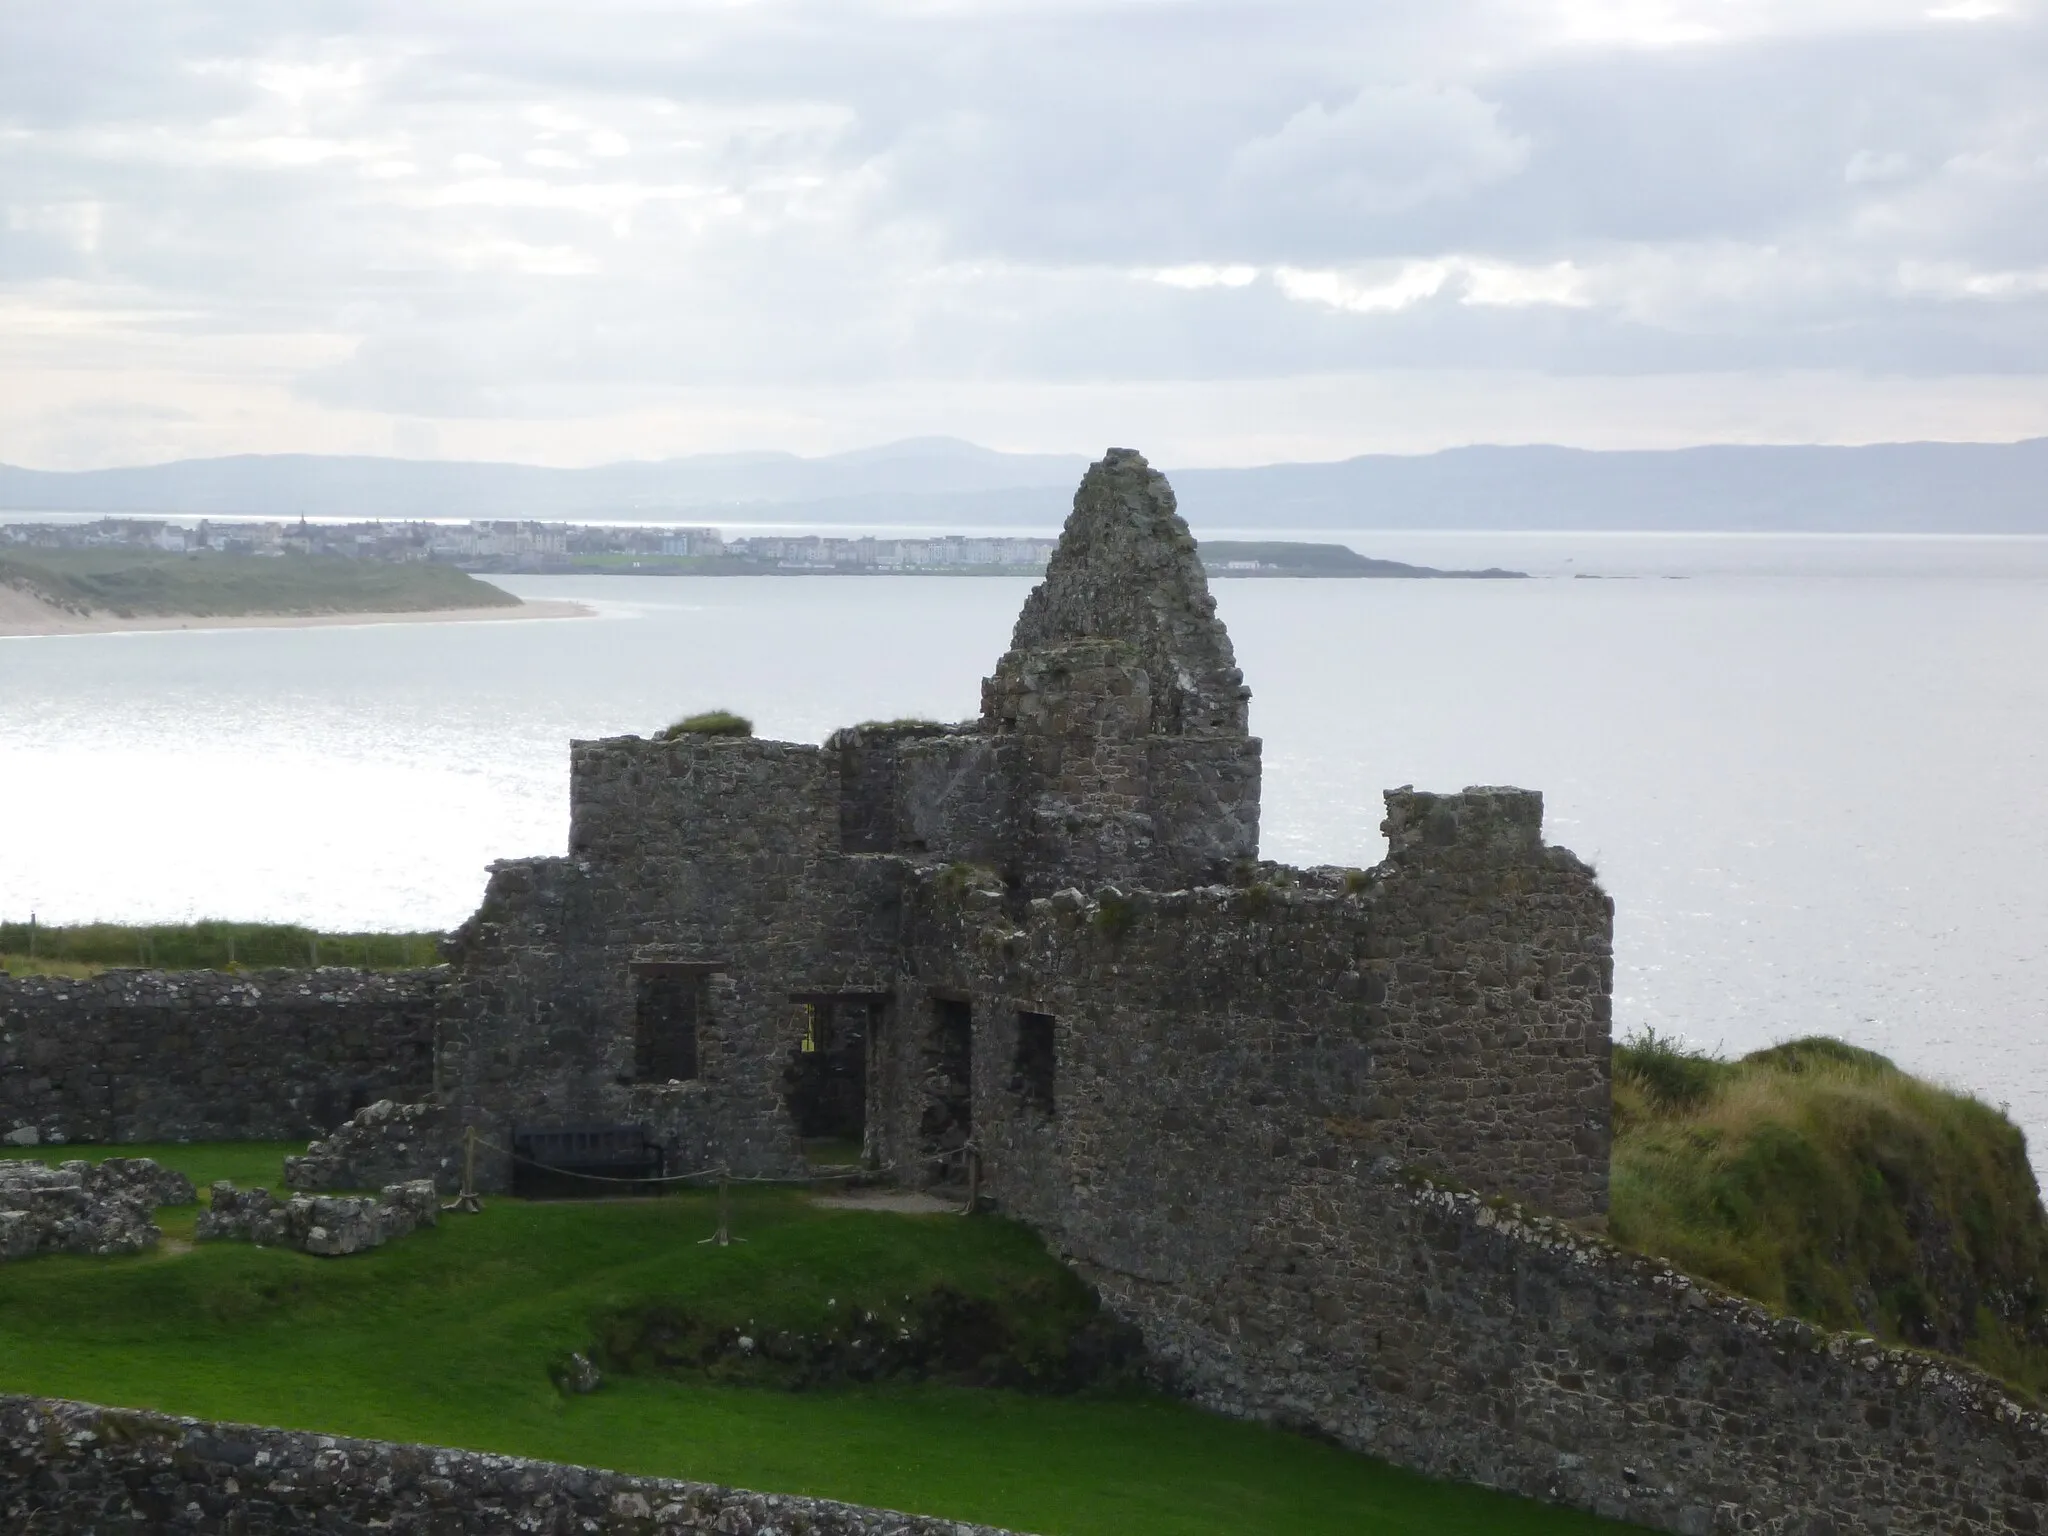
657 709 754 740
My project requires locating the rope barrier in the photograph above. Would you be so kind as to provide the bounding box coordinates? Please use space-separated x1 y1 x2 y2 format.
466 1133 974 1190
440 1127 983 1239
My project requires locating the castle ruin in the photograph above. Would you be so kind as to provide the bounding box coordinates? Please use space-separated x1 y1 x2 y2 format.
407 445 1613 1224
5 449 2043 1535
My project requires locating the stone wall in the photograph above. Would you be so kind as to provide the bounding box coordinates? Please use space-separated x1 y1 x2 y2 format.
1106 1168 2048 1536
0 1156 192 1261
0 1394 1025 1534
435 734 908 1189
0 968 439 1146
1007 446 1248 736
828 719 970 854
856 787 2048 1534
896 731 1012 865
972 449 1260 896
196 1178 439 1256
882 786 1614 1224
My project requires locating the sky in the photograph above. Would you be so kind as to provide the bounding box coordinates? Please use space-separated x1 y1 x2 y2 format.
3 0 2047 469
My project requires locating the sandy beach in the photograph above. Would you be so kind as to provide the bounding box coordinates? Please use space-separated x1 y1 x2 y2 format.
0 584 592 638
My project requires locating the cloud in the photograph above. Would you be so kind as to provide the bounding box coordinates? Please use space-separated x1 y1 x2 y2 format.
1229 84 1530 218
1 0 2046 465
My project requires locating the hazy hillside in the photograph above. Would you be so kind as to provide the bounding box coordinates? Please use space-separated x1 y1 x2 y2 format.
1172 440 2048 533
2 436 2043 533
0 439 1088 524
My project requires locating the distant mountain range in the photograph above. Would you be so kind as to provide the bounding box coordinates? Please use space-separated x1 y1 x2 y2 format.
2 436 2042 533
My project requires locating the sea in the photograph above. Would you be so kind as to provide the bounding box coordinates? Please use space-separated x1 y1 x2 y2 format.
4 530 2046 1175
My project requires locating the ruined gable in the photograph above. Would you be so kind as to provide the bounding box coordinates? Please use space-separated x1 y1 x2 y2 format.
1001 447 1249 736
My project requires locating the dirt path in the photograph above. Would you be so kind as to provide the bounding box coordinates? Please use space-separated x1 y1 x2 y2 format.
810 1188 962 1215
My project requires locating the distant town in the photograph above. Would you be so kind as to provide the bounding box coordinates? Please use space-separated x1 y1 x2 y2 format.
0 517 1522 579
0 515 1058 575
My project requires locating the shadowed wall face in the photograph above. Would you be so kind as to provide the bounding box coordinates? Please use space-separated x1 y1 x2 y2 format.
0 969 437 1146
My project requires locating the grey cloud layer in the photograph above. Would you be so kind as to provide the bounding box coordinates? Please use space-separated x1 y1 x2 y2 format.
3 0 2044 424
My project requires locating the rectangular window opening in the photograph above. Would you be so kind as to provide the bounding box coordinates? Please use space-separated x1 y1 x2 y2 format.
1012 1010 1055 1115
633 972 702 1082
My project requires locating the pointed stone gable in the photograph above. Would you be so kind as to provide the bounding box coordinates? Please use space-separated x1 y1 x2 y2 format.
1004 447 1249 735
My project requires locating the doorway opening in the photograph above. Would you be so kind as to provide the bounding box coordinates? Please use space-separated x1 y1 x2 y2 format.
785 994 877 1164
920 995 974 1180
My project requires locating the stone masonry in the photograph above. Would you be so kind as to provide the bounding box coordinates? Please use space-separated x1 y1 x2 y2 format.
196 1178 439 1256
2 448 2039 1532
0 967 438 1145
0 1156 193 1261
0 1395 1025 1535
284 1098 463 1193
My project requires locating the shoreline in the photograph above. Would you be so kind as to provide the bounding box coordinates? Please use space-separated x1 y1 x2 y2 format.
0 587 592 639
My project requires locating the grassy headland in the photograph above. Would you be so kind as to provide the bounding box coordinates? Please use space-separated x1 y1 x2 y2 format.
1197 540 1525 578
0 921 443 977
0 547 517 618
1611 1032 2048 1395
0 1146 1637 1536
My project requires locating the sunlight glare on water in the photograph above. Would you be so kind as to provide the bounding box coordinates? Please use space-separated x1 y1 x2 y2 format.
4 538 2045 1171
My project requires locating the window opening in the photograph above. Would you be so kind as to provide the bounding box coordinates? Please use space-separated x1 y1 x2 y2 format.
634 972 701 1082
1012 1010 1055 1115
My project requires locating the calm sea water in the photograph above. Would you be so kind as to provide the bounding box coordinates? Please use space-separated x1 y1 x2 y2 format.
4 534 2046 1170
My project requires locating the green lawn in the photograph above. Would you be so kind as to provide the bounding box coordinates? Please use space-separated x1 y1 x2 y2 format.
0 1142 1637 1535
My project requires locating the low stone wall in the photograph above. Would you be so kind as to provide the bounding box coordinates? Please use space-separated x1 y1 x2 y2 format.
196 1178 438 1256
0 1156 192 1261
1092 1164 2048 1536
0 1394 1028 1534
0 967 440 1145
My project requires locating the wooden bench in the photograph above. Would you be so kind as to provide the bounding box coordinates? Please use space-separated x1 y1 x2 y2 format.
510 1123 666 1199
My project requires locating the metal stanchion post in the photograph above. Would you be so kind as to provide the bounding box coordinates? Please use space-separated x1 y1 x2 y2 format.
962 1143 980 1216
699 1165 744 1245
448 1124 484 1214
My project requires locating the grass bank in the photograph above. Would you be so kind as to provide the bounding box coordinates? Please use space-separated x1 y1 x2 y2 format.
0 921 442 977
1610 1032 2048 1395
0 1142 1637 1536
0 548 516 618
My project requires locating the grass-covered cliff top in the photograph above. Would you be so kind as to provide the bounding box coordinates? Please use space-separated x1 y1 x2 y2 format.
0 547 517 617
0 921 443 977
1611 1031 2048 1396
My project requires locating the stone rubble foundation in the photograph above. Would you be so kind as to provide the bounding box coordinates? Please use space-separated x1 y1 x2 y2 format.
0 1156 192 1261
283 1097 460 1194
196 1179 439 1257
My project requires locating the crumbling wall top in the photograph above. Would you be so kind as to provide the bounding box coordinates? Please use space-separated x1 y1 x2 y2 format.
1003 448 1247 735
1381 786 1547 862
